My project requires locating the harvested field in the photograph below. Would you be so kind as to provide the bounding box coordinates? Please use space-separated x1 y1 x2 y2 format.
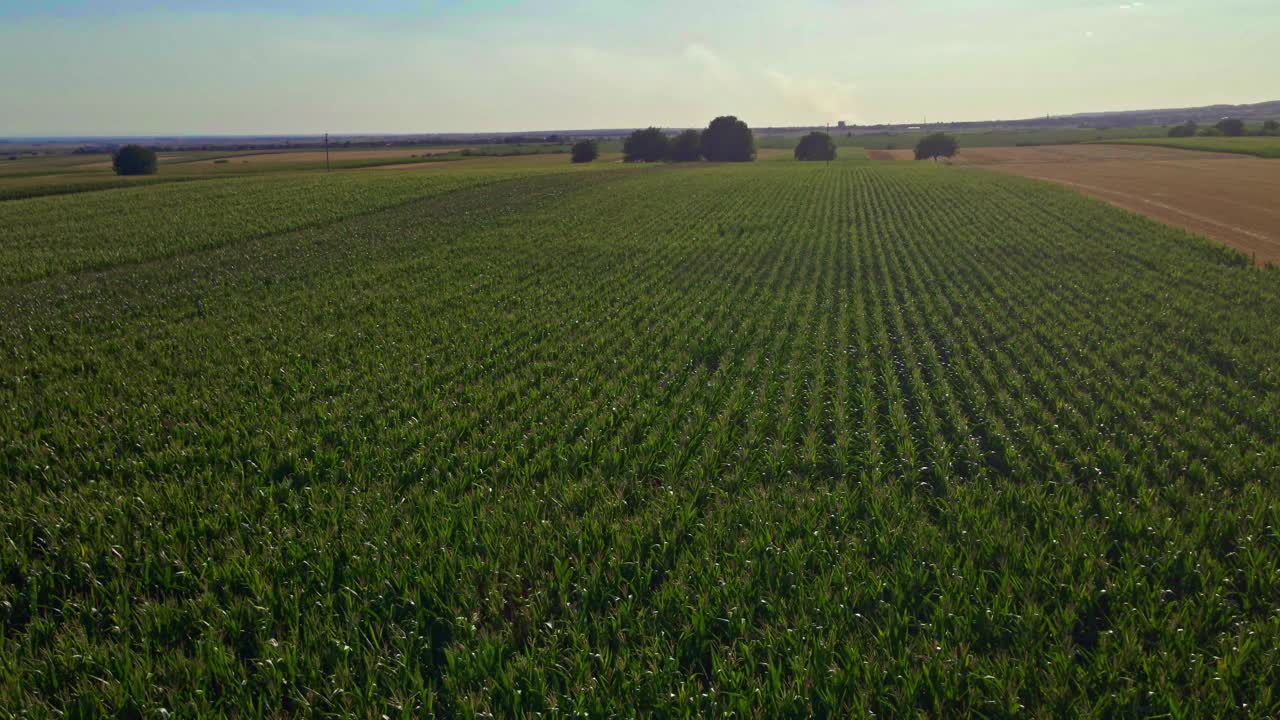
872 144 1280 264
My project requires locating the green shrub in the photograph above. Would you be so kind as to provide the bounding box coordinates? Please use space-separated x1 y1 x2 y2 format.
623 128 669 163
111 145 158 176
701 116 755 162
571 139 599 164
669 130 703 162
794 131 836 161
1215 118 1245 137
915 133 958 161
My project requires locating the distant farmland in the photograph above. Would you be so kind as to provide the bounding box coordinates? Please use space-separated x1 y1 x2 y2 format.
0 145 483 201
2 154 1279 716
1107 135 1280 159
758 125 1170 151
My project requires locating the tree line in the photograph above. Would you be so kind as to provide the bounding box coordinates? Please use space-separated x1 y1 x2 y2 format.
1169 118 1280 138
110 119 965 175
574 118 961 165
574 116 759 164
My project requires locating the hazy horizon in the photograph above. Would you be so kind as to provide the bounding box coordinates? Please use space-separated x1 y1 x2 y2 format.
2 0 1277 136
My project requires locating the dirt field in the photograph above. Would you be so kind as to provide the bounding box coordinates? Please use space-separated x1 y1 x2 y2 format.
873 145 1280 264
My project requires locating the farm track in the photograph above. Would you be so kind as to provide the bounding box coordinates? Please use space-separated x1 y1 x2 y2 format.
2 161 1279 716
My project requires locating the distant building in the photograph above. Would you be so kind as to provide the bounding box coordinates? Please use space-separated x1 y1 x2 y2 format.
837 121 847 129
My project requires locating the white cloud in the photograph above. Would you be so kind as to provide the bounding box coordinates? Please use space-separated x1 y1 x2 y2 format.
684 43 732 83
763 69 859 124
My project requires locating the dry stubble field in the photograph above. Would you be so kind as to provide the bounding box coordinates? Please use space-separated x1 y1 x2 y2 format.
870 145 1280 264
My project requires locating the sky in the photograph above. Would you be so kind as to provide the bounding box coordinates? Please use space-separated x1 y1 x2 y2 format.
1 0 1277 136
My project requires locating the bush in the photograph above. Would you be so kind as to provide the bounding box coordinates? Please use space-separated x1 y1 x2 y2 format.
669 130 702 162
1199 127 1224 137
112 145 158 176
701 116 755 162
915 133 958 161
571 140 599 164
623 128 669 163
1262 120 1280 136
794 132 836 161
1168 121 1198 138
1215 118 1245 137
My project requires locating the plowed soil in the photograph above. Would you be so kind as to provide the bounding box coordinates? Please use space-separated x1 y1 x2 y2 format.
872 145 1280 264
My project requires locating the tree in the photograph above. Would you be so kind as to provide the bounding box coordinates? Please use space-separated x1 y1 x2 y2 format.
623 127 669 163
570 139 599 164
112 145 158 176
700 116 755 162
1262 120 1280 136
794 131 836 161
1168 121 1198 138
914 133 958 161
1216 118 1246 137
668 130 702 162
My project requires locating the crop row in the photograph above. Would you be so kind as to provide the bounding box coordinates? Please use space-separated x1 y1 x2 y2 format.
0 163 602 286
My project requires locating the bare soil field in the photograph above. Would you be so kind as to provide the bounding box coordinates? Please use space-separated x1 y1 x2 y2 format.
866 149 901 161
874 145 1280 264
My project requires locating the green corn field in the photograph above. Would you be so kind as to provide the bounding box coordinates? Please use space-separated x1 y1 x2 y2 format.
1 159 1278 717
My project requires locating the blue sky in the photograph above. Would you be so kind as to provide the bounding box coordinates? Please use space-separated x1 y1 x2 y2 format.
1 0 1277 135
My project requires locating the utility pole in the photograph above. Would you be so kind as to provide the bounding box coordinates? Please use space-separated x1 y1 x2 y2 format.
325 133 331 172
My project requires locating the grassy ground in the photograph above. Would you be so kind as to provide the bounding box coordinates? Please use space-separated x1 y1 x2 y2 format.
1104 136 1280 159
2 158 1279 717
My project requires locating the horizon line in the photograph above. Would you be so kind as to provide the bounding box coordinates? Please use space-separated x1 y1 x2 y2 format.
4 97 1276 142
